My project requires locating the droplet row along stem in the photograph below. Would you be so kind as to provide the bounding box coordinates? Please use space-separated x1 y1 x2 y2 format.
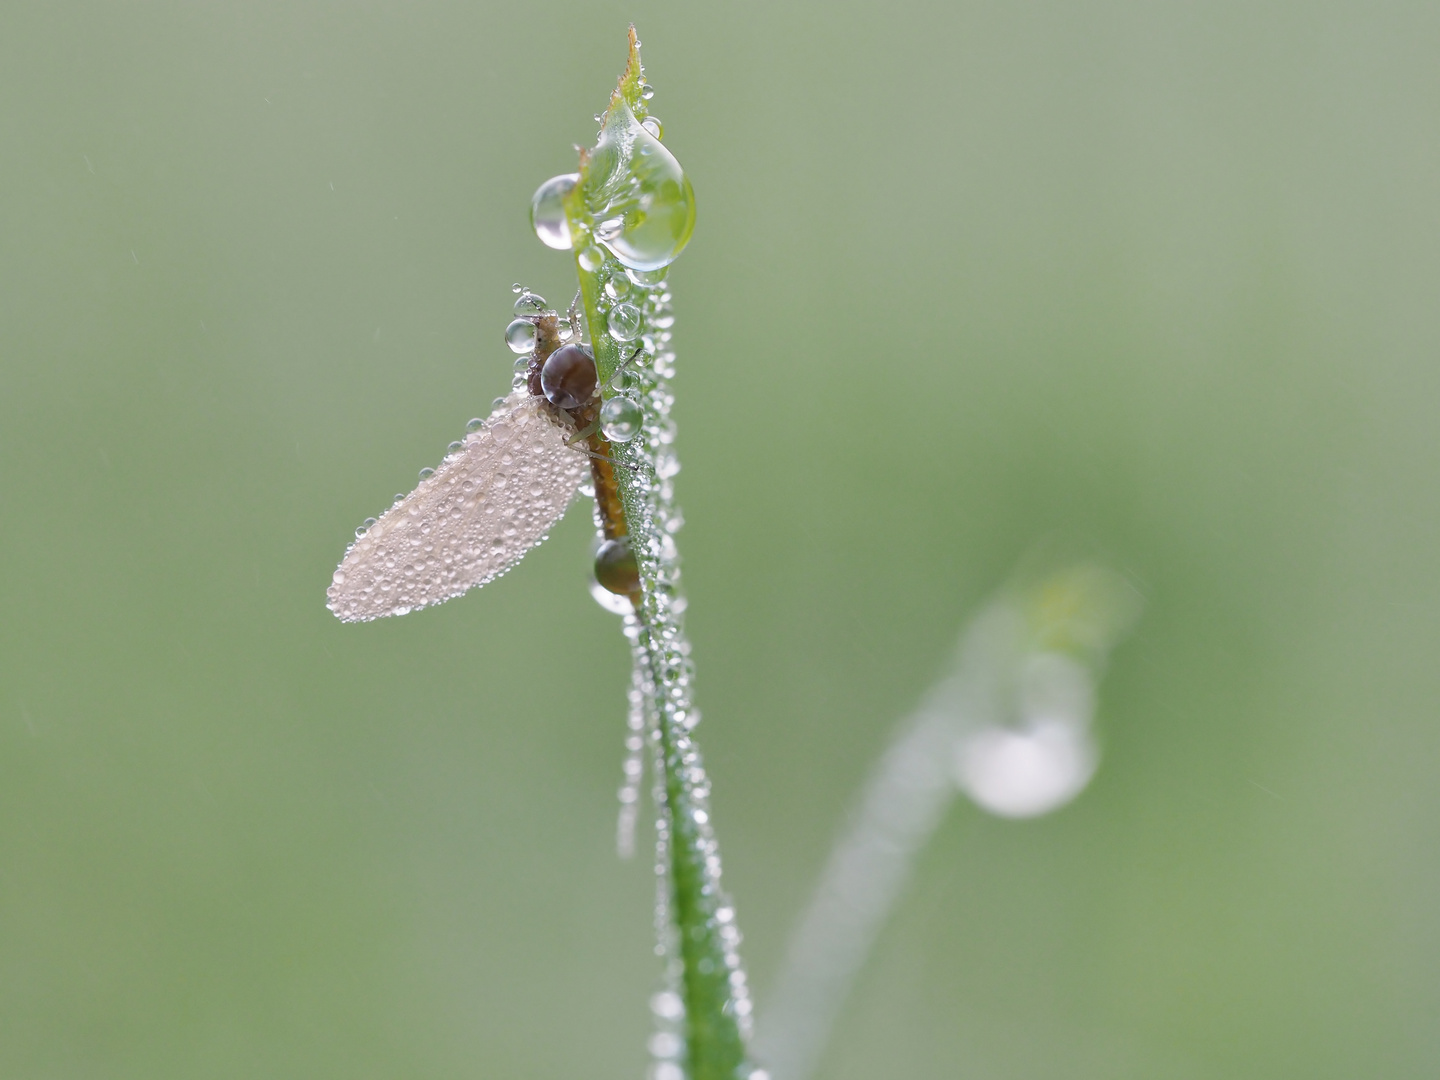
571 259 751 1079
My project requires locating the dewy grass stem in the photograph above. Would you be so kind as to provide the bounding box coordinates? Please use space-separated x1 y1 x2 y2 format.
558 27 754 1080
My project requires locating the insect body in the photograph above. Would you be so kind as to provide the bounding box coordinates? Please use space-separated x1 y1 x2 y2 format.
326 296 634 623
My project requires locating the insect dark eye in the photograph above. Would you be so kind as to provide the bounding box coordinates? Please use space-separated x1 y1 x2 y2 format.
594 537 640 595
540 344 598 410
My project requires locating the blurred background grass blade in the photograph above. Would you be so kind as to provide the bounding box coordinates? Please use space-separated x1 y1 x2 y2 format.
754 561 1138 1080
1 3 1438 1078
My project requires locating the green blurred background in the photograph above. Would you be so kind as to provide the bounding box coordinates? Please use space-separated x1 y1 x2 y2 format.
3 2 1438 1077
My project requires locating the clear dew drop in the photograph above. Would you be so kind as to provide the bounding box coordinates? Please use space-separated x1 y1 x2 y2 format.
466 417 485 433
530 173 578 250
578 245 605 272
447 441 463 454
504 318 537 354
608 303 642 342
626 266 669 288
418 467 435 480
603 275 631 300
600 396 642 442
513 290 546 316
641 116 663 139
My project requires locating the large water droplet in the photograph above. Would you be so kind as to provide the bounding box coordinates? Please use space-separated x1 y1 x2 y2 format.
608 303 642 341
600 396 642 442
530 173 579 250
513 291 546 316
540 344 598 410
589 105 695 272
603 275 631 300
641 116 663 139
505 318 537 354
466 417 485 433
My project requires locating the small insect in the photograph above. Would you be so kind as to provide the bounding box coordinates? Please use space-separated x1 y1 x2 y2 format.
327 290 638 623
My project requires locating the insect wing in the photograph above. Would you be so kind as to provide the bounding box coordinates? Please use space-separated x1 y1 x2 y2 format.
327 391 587 622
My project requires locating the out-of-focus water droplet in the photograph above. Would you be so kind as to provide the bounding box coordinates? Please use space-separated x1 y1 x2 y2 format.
641 116 663 139
954 718 1097 819
650 991 684 1020
626 266 668 288
600 396 642 442
577 244 605 272
505 319 537 354
608 303 642 341
594 537 640 594
418 467 435 480
648 1032 683 1060
589 105 695 272
604 275 631 300
513 291 546 316
530 173 578 250
467 417 485 433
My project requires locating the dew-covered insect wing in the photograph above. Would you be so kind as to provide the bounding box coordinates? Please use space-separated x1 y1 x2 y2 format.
327 390 587 622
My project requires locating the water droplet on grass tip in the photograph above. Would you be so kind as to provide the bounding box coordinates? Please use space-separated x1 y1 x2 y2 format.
600 397 642 442
608 303 641 341
591 106 695 272
530 173 578 250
